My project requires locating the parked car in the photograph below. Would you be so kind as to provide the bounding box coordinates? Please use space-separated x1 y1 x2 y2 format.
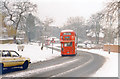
0 50 31 71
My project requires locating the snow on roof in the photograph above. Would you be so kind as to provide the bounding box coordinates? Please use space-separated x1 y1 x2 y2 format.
0 38 24 40
99 32 104 38
84 40 91 43
61 30 74 32
48 37 59 41
49 37 57 39
87 32 104 38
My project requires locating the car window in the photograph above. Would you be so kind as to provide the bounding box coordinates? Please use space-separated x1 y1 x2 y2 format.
10 51 19 57
2 51 11 57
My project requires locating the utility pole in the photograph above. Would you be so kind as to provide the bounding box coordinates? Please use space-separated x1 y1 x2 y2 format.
118 2 120 46
108 15 112 54
52 42 53 54
0 14 2 44
51 38 55 54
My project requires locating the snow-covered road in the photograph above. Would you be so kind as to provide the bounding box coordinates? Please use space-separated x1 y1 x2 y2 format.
2 47 105 77
0 43 118 77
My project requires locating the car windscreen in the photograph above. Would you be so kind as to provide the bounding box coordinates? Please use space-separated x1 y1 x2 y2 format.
10 51 19 57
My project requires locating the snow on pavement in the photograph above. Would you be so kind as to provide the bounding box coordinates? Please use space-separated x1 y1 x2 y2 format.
0 43 118 77
0 43 61 63
77 48 118 77
52 44 118 77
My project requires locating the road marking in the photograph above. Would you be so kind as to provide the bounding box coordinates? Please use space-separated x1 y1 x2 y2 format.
3 58 79 77
51 54 94 77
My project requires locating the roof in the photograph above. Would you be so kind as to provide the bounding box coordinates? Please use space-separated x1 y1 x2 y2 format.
61 30 74 32
0 37 24 40
0 50 15 52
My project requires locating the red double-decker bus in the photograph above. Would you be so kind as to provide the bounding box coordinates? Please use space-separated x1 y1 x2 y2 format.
60 30 77 56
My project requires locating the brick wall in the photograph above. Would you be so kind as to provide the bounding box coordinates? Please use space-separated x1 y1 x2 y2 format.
103 45 120 53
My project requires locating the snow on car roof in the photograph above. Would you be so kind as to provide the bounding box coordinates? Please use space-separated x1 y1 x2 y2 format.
0 50 15 52
61 30 74 32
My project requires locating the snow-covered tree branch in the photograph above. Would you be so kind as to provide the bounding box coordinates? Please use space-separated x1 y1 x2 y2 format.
2 0 37 42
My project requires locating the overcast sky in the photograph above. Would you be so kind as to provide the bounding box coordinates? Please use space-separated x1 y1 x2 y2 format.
30 0 107 27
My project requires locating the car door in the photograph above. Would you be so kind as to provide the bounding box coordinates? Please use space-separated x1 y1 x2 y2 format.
2 51 14 67
10 51 24 66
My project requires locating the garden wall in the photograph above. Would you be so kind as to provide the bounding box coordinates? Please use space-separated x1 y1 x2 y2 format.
103 45 120 53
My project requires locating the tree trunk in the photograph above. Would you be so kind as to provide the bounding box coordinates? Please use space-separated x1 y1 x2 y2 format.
13 35 16 43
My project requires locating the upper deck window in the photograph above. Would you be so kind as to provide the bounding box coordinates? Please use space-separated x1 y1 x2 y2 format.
63 32 71 35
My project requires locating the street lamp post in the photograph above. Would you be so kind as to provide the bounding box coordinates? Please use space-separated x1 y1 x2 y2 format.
52 42 53 54
108 15 112 54
51 38 55 54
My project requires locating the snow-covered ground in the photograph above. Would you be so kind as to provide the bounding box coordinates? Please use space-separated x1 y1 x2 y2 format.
0 43 61 63
77 48 118 77
0 43 118 77
50 43 118 77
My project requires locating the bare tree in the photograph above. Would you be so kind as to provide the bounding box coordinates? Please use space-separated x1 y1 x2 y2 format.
42 17 53 37
118 1 120 45
86 13 103 44
40 17 54 49
63 16 86 42
64 16 85 26
102 0 119 44
2 0 37 42
104 0 118 23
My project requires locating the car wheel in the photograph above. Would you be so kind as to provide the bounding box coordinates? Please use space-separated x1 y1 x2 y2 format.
0 63 3 74
22 61 29 70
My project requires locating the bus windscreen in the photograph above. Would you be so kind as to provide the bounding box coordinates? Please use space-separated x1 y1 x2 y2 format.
64 42 72 47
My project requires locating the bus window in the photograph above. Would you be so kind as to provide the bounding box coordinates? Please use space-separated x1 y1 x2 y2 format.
63 33 71 35
62 43 64 51
64 42 72 47
62 43 63 47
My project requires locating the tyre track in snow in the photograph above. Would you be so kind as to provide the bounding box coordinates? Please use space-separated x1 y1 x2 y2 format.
2 46 105 78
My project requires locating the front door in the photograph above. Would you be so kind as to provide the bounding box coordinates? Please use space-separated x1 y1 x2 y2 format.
10 51 24 66
2 51 14 67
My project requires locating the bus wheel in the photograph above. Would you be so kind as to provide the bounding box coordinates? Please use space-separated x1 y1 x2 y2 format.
61 55 64 57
